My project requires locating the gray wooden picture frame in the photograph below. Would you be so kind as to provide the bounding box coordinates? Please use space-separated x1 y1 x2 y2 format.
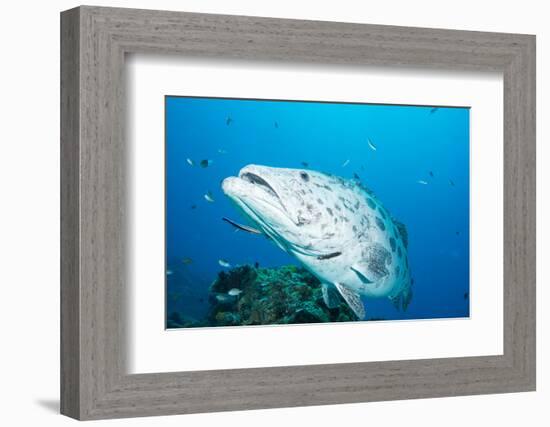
60 5 536 421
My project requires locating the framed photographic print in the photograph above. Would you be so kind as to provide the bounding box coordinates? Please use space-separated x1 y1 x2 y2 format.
61 6 536 420
164 96 470 328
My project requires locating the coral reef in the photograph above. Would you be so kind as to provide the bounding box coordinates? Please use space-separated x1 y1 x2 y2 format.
167 264 389 328
202 264 360 327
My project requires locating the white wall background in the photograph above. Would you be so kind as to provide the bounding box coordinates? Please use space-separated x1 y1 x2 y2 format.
0 0 546 425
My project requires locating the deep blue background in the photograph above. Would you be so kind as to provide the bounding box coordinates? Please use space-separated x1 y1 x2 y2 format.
165 96 470 323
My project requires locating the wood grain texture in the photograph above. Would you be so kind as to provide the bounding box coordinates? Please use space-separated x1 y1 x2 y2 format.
60 7 80 419
60 5 536 420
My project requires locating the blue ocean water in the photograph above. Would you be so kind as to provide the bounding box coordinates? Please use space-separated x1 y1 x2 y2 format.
165 96 470 326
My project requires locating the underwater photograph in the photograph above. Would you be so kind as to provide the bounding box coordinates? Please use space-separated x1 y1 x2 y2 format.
165 96 470 329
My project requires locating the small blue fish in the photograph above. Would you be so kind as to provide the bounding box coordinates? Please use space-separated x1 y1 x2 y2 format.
204 192 215 202
226 116 233 125
218 259 231 268
222 217 262 234
367 138 377 151
417 180 428 185
430 107 439 114
341 159 350 167
228 288 242 296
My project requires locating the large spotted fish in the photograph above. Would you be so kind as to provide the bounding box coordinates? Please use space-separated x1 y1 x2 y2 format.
221 165 413 319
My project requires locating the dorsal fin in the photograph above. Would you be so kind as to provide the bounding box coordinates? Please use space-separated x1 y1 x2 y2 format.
394 220 408 248
357 181 375 196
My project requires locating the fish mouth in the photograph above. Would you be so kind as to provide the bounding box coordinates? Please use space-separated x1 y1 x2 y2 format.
221 166 287 215
222 166 293 242
239 171 280 201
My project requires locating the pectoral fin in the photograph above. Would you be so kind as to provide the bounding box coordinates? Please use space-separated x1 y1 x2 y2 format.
334 282 366 320
351 244 390 282
322 283 341 309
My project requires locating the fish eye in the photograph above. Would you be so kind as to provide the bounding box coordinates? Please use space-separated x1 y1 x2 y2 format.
300 171 309 182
